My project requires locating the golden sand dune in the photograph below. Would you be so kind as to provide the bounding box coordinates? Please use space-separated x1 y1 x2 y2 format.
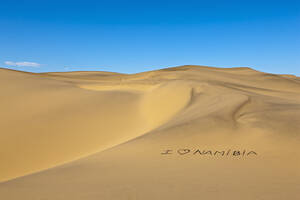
0 65 300 199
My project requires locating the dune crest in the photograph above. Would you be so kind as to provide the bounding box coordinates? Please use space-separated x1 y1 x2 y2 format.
140 81 192 128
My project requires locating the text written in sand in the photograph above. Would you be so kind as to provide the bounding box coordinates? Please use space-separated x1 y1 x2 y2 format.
161 149 258 156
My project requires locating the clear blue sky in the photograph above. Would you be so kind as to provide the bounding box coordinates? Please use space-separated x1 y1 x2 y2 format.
0 0 299 75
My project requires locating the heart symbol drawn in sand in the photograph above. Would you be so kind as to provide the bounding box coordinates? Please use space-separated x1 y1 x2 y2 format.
177 149 191 155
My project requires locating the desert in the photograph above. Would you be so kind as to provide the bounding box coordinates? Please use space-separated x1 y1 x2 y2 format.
0 65 299 199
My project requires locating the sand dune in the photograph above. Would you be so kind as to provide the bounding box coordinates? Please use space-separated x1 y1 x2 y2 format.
0 65 299 199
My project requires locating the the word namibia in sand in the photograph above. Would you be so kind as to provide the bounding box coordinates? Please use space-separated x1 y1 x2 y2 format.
161 149 258 156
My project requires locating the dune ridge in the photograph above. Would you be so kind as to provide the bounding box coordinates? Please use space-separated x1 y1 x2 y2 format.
0 65 300 200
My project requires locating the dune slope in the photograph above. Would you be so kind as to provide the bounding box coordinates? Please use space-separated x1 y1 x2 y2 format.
0 65 300 200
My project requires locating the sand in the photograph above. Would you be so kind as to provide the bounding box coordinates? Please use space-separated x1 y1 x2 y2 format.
0 65 299 199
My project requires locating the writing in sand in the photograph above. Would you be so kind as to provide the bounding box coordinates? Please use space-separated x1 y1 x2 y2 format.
161 149 258 156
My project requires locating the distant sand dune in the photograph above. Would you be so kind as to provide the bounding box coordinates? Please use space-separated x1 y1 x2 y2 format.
0 65 299 200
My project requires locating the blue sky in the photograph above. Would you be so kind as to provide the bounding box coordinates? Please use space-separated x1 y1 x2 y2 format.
0 0 299 75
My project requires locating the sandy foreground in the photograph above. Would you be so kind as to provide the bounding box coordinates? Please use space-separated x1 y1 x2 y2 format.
0 65 299 199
